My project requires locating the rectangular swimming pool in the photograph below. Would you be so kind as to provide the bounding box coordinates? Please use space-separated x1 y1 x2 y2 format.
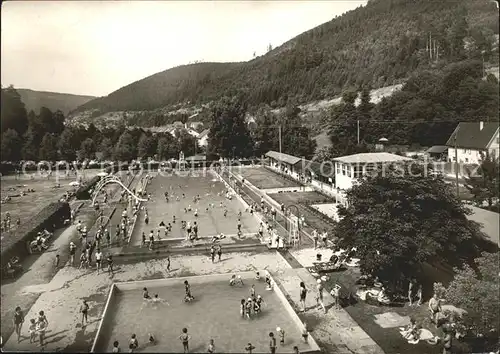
93 272 319 353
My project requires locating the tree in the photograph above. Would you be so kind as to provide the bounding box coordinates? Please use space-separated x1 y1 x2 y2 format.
177 130 198 157
58 128 79 162
22 128 41 161
114 131 136 161
51 110 65 136
1 129 22 161
278 104 316 159
98 138 114 160
39 133 59 161
465 153 499 208
253 107 277 156
157 135 177 160
444 252 499 337
78 138 96 160
137 134 157 159
335 165 481 290
1 86 28 135
207 97 253 158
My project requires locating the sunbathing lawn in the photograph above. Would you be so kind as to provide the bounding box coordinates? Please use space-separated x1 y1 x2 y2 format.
268 192 335 235
237 167 301 189
322 267 470 354
0 170 102 235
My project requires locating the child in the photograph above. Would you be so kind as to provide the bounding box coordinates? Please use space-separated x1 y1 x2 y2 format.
269 332 277 354
129 334 138 352
37 318 47 347
148 333 155 345
301 324 309 343
112 340 120 353
29 319 37 343
276 327 285 345
207 338 215 353
55 254 60 268
293 346 300 354
245 342 256 353
240 299 246 317
179 328 190 354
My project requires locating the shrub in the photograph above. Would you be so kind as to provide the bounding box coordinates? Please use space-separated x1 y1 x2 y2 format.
1 201 71 266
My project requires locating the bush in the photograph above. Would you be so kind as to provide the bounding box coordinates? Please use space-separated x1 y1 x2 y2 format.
74 165 120 200
1 201 71 266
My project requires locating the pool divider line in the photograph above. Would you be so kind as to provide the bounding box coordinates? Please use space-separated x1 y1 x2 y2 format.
126 175 152 245
90 270 321 353
91 283 117 353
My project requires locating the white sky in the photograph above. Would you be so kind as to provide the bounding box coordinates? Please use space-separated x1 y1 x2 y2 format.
1 1 365 97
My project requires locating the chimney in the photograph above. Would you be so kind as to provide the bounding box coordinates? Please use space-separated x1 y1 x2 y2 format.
480 121 484 131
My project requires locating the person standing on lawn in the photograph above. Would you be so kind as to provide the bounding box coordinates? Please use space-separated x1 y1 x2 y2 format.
299 282 308 312
428 293 442 326
13 306 24 343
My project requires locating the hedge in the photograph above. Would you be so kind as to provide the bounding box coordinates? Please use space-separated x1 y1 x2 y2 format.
1 201 71 267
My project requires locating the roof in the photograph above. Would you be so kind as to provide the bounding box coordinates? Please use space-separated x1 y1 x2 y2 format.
295 159 334 177
426 145 448 154
446 122 499 150
265 151 302 165
467 206 499 246
332 152 413 164
184 155 206 161
198 129 210 139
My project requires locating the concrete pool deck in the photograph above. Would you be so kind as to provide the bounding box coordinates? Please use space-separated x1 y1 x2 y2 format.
92 271 320 353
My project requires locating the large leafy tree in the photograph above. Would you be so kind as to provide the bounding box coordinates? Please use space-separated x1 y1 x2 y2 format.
78 138 96 160
1 129 23 161
114 131 137 162
98 137 114 160
444 252 499 336
207 96 253 159
177 129 198 157
278 105 317 159
336 165 481 290
58 127 81 162
1 86 28 135
39 133 59 161
137 133 157 159
157 135 177 160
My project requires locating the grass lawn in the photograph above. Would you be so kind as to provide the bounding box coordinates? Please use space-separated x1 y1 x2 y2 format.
130 173 260 246
237 167 301 189
268 192 336 235
0 170 101 234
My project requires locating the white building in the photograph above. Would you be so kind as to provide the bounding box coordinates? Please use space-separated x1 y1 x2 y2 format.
446 122 499 165
197 129 210 147
332 152 413 190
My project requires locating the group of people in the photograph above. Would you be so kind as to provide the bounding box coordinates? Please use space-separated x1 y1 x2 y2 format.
12 307 49 348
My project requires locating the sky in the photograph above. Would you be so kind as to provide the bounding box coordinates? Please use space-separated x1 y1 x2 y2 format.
1 1 366 97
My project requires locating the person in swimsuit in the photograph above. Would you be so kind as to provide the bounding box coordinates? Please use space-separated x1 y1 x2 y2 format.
112 340 120 353
207 338 215 353
276 327 285 345
217 245 222 262
28 318 37 343
211 246 216 263
13 306 24 342
245 342 256 353
184 281 194 301
269 332 277 354
256 295 265 312
80 300 89 326
179 328 190 353
69 242 77 266
129 334 138 353
240 299 246 317
250 284 256 299
37 317 47 347
148 333 155 345
299 282 307 312
316 279 326 313
245 298 253 319
107 254 114 275
95 249 103 274
166 255 171 272
143 288 151 300
428 294 442 326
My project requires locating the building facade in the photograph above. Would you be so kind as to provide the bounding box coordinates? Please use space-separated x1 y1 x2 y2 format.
446 122 499 165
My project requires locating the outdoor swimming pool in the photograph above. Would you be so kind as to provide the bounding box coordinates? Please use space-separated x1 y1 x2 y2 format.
93 272 318 353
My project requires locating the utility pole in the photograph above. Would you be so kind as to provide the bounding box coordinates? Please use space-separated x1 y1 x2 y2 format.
454 126 460 198
279 125 282 170
357 120 360 145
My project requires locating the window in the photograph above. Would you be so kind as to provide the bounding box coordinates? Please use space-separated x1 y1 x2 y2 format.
342 164 346 176
353 165 363 179
347 165 352 177
336 164 341 175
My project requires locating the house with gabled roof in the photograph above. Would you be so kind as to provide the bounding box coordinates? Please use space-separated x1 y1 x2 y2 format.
446 122 499 164
197 129 210 147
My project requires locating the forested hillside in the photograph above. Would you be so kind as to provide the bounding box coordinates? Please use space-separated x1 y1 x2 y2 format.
17 89 95 115
73 0 499 116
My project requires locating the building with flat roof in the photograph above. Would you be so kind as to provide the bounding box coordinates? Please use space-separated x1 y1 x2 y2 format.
332 152 413 190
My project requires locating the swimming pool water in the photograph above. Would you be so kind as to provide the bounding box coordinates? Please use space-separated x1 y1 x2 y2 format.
96 278 314 353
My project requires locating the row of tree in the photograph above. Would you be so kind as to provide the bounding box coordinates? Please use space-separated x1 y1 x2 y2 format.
1 87 198 162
